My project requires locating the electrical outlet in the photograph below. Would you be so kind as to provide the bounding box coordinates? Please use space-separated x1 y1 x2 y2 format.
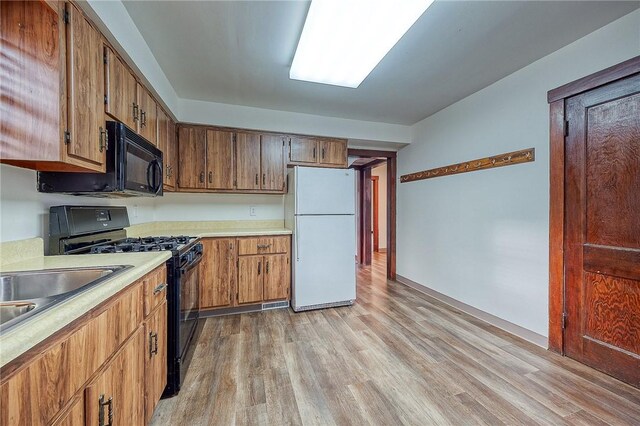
133 205 139 218
249 206 257 216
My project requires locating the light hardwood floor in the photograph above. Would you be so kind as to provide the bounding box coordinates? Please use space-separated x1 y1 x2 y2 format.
151 252 640 425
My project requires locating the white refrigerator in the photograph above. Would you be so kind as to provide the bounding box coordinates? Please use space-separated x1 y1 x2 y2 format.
284 166 356 312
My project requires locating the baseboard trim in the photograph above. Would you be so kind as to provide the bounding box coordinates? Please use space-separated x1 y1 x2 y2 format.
396 274 548 348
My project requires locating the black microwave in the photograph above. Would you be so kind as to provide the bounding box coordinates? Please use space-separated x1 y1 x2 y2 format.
38 122 163 197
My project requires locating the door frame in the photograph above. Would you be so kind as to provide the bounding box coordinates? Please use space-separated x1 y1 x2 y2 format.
546 55 640 354
371 176 379 252
349 149 397 280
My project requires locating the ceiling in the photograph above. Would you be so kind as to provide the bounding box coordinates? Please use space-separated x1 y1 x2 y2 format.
123 1 638 125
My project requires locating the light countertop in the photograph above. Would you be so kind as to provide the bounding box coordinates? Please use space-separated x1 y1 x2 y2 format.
126 220 292 238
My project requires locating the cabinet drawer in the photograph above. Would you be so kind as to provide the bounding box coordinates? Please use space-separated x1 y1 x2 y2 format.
143 266 167 317
237 236 289 255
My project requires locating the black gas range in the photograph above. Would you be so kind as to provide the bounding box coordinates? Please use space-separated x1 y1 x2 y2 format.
48 205 202 397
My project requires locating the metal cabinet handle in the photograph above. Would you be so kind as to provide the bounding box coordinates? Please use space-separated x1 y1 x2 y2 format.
208 171 212 184
322 148 325 159
263 174 266 186
141 110 146 127
257 261 261 275
200 171 205 183
257 244 271 249
99 394 113 426
99 127 107 153
149 331 158 356
266 261 270 274
153 283 167 295
313 147 316 159
255 174 259 185
133 103 139 122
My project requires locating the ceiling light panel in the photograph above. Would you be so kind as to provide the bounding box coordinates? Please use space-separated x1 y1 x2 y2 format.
290 0 434 88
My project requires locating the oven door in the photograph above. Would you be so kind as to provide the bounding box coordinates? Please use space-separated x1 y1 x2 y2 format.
178 251 201 361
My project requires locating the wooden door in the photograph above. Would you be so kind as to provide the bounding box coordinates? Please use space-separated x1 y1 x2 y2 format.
319 139 347 167
289 137 318 164
157 108 170 187
104 46 137 129
206 130 235 190
237 256 263 304
200 239 236 308
260 135 285 191
66 3 105 171
236 132 261 190
166 119 177 189
144 301 167 424
564 75 640 387
178 126 206 189
85 327 145 426
137 85 157 145
263 254 289 301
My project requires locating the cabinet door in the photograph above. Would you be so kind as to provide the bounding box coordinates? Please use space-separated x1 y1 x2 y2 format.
289 137 318 164
237 256 263 304
178 127 207 189
200 239 236 308
263 254 290 301
137 84 157 145
85 327 145 426
319 139 347 167
66 3 105 171
104 46 137 129
144 301 167 424
206 130 235 190
157 107 170 187
166 118 177 189
260 135 285 191
235 132 261 191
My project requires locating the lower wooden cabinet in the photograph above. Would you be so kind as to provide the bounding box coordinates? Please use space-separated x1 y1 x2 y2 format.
144 301 167 424
199 236 291 311
0 265 167 426
85 327 145 426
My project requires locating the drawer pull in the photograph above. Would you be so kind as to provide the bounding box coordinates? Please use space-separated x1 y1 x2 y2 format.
149 331 158 356
257 244 271 249
98 394 113 426
153 283 167 295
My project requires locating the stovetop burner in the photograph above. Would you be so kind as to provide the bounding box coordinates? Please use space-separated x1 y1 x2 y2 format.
89 236 194 254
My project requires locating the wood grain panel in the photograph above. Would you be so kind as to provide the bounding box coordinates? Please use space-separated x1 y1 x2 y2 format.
585 93 640 248
584 244 640 281
143 266 167 317
157 107 170 186
145 301 167 424
104 46 137 128
206 130 235 190
51 395 84 426
320 139 347 167
584 272 640 355
289 137 318 164
401 148 534 183
263 254 290 301
137 83 157 145
165 118 177 190
200 238 236 309
237 236 289 256
0 0 61 163
66 2 105 170
236 132 261 190
178 126 207 189
238 256 263 304
260 134 285 191
85 327 145 426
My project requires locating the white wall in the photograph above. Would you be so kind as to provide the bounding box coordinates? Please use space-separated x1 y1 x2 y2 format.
398 10 640 337
372 163 387 250
153 193 283 222
0 164 155 243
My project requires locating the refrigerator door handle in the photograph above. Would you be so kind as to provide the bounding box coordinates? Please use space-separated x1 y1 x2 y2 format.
296 215 300 261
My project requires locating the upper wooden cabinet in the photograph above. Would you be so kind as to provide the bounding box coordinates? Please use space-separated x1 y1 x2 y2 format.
104 46 137 129
177 126 207 190
235 132 261 191
261 135 286 191
206 130 235 190
235 133 285 192
288 137 348 168
157 107 176 191
137 83 157 145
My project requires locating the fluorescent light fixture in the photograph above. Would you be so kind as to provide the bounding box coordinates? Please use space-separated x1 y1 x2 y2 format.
290 0 434 88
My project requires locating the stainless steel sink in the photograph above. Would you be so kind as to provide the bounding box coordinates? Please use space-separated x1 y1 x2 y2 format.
0 265 132 333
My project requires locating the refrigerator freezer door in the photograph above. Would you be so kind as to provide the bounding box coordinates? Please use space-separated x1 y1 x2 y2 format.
295 167 355 215
292 214 356 311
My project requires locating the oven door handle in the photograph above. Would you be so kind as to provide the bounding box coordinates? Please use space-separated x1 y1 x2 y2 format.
180 253 203 275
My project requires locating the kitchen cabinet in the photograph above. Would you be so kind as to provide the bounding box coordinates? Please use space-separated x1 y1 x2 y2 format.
237 256 264 304
66 2 107 172
137 83 158 145
200 238 236 309
166 118 178 189
237 236 290 256
0 265 166 426
263 254 290 301
144 301 167 424
206 130 235 190
85 327 145 426
178 126 207 189
104 45 137 129
287 137 348 168
157 107 176 191
235 132 262 191
260 135 286 191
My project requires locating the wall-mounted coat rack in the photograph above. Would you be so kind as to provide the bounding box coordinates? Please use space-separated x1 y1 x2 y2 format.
400 148 535 183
